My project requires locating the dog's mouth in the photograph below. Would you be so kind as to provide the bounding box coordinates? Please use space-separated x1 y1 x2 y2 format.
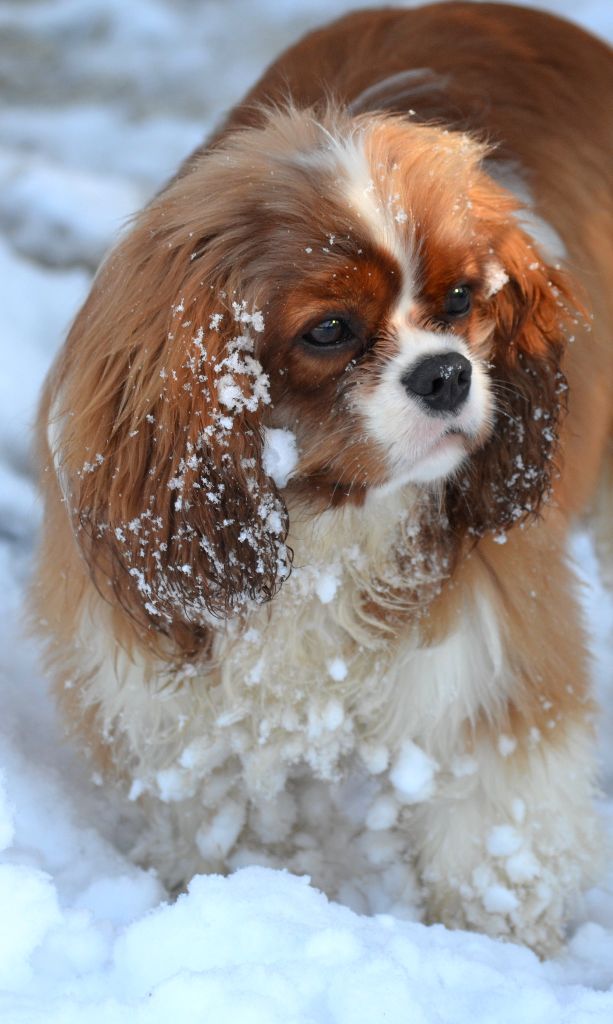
403 430 468 484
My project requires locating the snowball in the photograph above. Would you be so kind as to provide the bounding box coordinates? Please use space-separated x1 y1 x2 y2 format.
262 427 298 487
156 766 190 802
128 778 145 801
486 825 523 858
505 849 541 884
484 260 509 298
497 735 517 757
389 742 438 804
366 794 399 831
307 701 345 737
322 700 344 731
315 569 340 604
327 658 348 682
215 374 245 411
482 884 519 915
360 744 390 775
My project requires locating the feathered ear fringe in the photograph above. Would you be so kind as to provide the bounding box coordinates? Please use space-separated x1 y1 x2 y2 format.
445 224 581 539
48 178 291 659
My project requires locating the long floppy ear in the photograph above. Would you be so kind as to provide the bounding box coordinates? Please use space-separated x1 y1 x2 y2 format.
445 220 580 538
48 175 290 657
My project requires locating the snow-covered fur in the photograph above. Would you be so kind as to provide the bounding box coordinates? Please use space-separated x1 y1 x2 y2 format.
63 491 602 957
32 3 613 957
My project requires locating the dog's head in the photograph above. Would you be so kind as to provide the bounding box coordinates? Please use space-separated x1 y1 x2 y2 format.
47 107 576 652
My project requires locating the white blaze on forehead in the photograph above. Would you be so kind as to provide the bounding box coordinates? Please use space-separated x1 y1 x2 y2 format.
329 129 417 310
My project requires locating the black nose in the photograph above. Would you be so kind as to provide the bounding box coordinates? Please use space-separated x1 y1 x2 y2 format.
402 352 472 414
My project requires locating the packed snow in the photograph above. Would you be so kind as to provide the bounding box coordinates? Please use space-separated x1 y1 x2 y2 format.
0 1 612 1020
262 428 299 488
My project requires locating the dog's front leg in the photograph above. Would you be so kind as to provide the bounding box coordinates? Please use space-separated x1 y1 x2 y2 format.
409 719 602 957
401 527 603 956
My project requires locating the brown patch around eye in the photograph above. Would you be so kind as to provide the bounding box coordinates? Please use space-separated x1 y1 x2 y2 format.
264 246 402 396
250 245 404 509
414 225 488 327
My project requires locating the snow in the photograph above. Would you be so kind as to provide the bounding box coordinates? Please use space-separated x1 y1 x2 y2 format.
327 657 348 682
366 794 399 831
214 334 271 414
389 741 438 803
0 0 612 1020
0 151 142 269
359 743 390 776
0 775 15 852
262 427 299 488
486 825 523 858
482 883 520 915
484 260 509 298
315 568 340 604
497 733 517 757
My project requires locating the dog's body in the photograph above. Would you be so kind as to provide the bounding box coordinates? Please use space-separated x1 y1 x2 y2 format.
34 3 613 954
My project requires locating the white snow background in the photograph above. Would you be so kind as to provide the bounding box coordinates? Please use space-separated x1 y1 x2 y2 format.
0 1 612 1021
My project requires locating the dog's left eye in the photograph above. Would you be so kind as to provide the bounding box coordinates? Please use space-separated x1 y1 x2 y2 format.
444 285 472 317
303 318 354 347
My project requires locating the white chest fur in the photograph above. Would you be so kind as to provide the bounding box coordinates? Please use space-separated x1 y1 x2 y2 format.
80 488 513 907
76 489 600 953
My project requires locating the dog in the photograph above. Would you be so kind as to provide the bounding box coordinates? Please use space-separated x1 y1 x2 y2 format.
34 2 613 955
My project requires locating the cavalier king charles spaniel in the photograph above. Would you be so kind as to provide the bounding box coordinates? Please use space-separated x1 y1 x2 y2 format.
34 2 613 955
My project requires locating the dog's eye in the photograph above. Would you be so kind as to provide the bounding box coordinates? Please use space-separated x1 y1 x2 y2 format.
444 285 472 317
303 318 354 347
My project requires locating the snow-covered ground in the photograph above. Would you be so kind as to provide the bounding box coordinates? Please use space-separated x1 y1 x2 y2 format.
0 1 612 1020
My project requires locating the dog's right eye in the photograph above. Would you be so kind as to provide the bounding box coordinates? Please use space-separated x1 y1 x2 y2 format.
444 285 472 318
303 318 355 347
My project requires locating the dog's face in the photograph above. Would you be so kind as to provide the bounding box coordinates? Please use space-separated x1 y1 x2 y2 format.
254 115 500 500
52 108 575 649
174 111 569 509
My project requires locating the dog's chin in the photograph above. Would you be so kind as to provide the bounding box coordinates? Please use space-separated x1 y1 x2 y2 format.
405 432 469 484
374 433 469 496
